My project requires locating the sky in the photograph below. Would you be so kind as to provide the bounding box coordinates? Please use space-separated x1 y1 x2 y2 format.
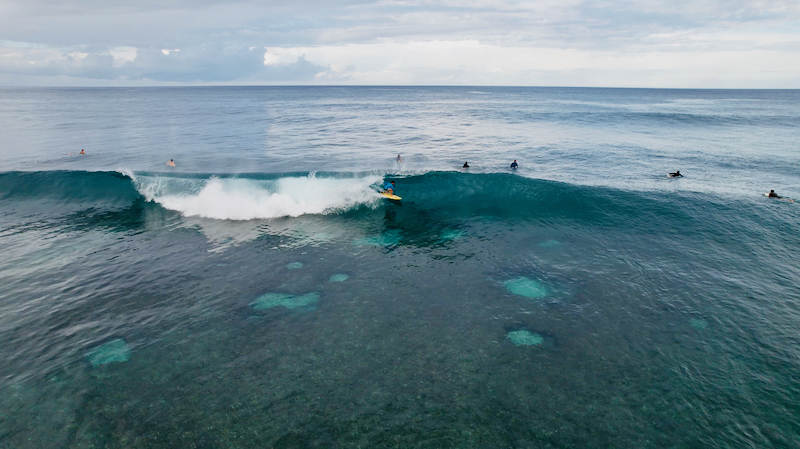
0 0 798 87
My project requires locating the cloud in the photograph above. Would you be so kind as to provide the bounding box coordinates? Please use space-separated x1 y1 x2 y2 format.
0 0 798 86
0 44 330 82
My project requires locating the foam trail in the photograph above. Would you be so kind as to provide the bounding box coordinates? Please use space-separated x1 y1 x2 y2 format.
136 174 384 220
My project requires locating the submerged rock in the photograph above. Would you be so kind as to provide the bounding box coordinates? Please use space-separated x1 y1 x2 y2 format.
690 318 708 330
353 230 401 247
286 262 304 270
503 277 548 298
250 292 319 310
538 239 561 248
86 339 131 367
508 330 544 346
329 274 349 282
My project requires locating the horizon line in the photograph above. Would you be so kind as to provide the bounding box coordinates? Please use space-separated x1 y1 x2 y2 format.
1 85 799 91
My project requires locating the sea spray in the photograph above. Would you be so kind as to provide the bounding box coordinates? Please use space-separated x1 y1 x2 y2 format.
134 173 384 220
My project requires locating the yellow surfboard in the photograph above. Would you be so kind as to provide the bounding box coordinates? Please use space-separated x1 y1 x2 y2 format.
380 192 402 200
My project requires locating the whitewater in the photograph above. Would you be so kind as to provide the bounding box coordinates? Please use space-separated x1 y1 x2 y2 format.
1 87 799 448
127 171 387 220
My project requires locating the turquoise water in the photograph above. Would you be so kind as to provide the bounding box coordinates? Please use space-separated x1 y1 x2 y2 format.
1 87 799 447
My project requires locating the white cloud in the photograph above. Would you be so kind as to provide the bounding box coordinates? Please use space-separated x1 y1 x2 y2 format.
109 47 137 66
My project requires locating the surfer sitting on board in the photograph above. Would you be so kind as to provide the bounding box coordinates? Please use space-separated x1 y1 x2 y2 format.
768 190 781 198
382 181 396 195
669 170 682 177
463 162 469 169
510 160 518 169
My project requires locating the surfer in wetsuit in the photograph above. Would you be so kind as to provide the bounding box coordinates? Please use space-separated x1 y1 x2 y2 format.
510 160 518 169
463 162 469 169
768 190 781 198
669 170 682 177
382 181 395 195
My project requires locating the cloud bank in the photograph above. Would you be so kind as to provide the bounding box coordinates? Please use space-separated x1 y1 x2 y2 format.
0 0 798 87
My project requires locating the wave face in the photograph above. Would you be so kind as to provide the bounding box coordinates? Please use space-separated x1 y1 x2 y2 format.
0 170 140 205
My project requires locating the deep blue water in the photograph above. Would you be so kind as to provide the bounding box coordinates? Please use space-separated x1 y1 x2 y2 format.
1 87 799 448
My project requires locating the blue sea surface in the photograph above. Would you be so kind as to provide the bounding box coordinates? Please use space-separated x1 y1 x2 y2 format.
1 87 799 447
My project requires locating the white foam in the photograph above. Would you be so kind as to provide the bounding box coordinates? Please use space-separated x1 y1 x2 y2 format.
134 173 384 220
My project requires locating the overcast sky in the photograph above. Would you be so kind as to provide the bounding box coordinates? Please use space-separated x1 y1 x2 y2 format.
0 0 798 87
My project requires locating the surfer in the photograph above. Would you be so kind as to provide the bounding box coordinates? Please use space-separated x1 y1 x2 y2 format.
80 149 85 155
166 159 175 167
382 181 396 195
396 155 404 162
510 160 518 169
669 170 682 177
768 190 781 198
463 162 469 169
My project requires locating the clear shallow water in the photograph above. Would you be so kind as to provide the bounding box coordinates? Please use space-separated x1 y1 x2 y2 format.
1 87 800 448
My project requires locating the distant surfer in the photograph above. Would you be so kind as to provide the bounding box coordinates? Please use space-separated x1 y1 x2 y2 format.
69 149 85 155
510 160 518 169
669 170 682 177
80 149 85 155
766 190 794 202
166 159 175 167
396 155 404 162
382 181 396 195
463 162 469 169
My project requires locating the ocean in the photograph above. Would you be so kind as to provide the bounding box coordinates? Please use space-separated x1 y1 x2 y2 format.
0 87 799 448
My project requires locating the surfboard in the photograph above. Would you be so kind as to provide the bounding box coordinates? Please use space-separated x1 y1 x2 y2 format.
380 192 402 200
